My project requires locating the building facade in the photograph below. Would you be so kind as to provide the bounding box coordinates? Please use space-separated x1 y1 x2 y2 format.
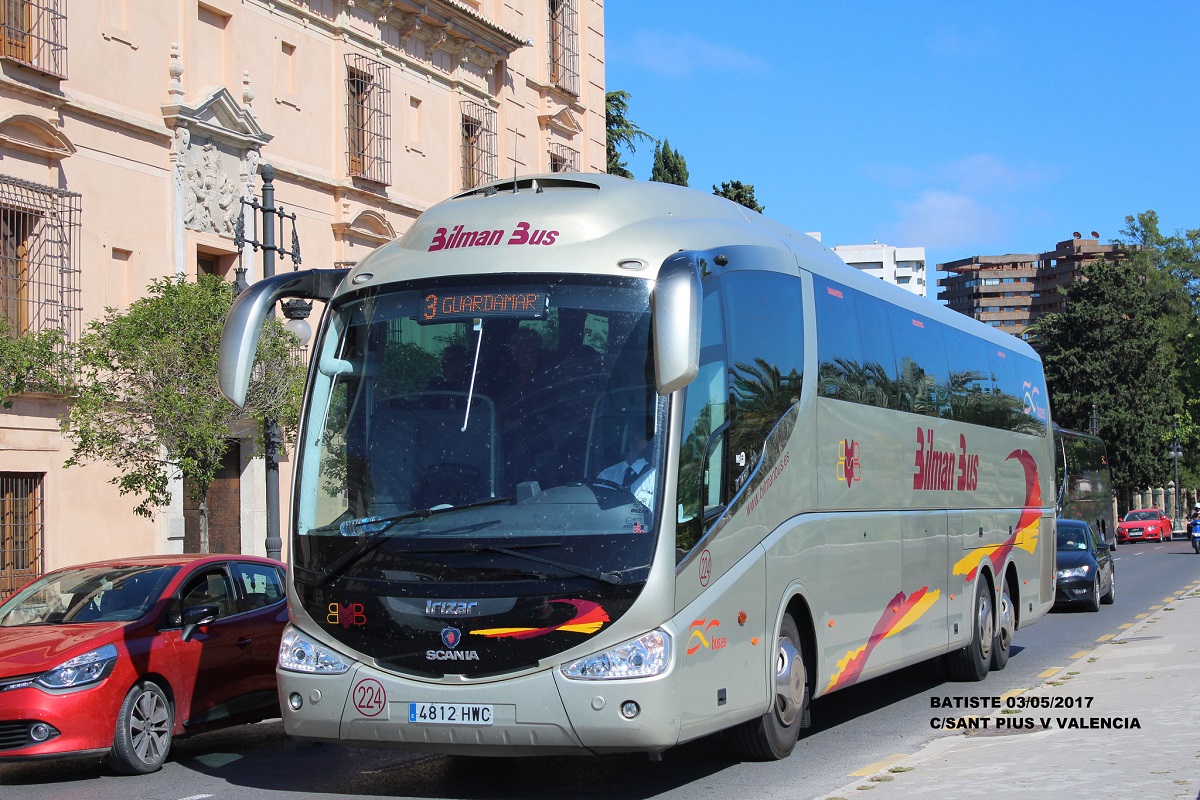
938 233 1122 337
0 0 606 592
831 242 928 298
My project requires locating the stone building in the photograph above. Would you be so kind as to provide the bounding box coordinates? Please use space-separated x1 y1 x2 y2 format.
937 232 1123 337
0 0 606 592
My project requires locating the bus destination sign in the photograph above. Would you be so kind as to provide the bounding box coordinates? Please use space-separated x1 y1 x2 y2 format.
420 290 548 324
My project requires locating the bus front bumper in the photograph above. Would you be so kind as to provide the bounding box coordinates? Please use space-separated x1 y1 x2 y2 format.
278 662 681 756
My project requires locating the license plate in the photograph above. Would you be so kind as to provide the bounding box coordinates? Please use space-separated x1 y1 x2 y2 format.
408 702 493 725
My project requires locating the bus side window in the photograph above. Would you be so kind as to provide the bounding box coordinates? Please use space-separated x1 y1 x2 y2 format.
675 285 727 561
723 271 803 495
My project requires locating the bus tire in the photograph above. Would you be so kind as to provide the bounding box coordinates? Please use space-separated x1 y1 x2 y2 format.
733 614 806 761
990 581 1014 672
947 579 992 682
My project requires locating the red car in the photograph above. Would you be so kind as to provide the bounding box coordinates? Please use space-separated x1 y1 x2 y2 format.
1116 509 1173 543
0 554 287 774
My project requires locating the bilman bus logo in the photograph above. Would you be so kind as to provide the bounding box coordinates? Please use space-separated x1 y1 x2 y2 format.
428 221 559 252
837 439 861 487
427 627 481 661
913 428 979 491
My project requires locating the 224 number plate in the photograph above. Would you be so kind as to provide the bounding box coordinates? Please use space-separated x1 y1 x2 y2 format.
408 702 493 725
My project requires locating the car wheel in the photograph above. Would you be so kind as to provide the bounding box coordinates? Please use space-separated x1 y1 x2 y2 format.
947 579 993 681
732 614 807 761
109 680 173 775
1085 575 1101 612
991 581 1014 671
1101 568 1116 605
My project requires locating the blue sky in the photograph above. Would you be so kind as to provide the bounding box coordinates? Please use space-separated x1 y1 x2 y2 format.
604 2 1200 285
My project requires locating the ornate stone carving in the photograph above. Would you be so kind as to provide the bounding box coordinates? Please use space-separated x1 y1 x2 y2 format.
183 141 243 236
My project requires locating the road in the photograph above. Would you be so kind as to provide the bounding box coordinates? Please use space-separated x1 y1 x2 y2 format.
3 537 1198 800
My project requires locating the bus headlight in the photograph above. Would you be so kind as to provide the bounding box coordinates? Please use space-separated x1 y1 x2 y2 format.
560 630 670 680
278 625 351 674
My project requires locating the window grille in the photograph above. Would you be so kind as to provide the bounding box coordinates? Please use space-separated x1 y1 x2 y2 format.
1 473 43 599
344 53 391 185
460 100 497 189
0 0 66 78
548 0 578 95
548 142 579 173
0 174 81 382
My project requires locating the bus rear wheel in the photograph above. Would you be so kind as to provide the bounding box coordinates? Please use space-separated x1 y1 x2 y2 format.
947 580 992 682
733 614 807 761
990 581 1014 671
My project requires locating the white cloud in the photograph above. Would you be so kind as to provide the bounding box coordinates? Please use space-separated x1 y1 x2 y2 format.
880 190 1004 250
614 31 767 78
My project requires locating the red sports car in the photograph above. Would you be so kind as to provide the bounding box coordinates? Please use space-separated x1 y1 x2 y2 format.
1115 509 1173 543
0 554 287 773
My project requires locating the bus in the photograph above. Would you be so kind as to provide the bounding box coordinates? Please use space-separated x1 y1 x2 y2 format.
1053 425 1115 546
219 174 1054 761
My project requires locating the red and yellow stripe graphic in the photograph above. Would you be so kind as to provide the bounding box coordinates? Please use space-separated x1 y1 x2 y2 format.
469 599 610 639
953 449 1043 582
825 586 940 692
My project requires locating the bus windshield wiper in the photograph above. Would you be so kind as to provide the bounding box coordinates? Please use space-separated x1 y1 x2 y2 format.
319 497 512 585
463 543 622 585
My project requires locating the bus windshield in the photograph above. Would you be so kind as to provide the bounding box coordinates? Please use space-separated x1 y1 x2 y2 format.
293 274 663 587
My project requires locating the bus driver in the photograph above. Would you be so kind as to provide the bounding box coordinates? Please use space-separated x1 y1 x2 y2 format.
597 428 655 509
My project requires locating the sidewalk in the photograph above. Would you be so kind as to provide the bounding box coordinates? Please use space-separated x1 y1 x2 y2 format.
816 578 1200 800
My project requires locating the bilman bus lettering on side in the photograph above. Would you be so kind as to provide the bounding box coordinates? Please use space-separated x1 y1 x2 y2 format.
428 221 559 251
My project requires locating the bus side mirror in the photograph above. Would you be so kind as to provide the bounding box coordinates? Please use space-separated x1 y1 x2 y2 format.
652 255 701 395
219 268 348 407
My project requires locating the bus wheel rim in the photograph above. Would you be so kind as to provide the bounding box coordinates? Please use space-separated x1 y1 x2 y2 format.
774 637 804 727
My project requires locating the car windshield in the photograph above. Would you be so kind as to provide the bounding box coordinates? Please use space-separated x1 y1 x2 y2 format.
1125 511 1157 522
0 565 179 626
293 274 663 585
1056 527 1091 551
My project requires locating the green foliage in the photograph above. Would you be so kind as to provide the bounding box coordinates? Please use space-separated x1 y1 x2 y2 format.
0 319 70 407
605 90 652 179
1030 256 1175 493
62 275 306 523
650 139 689 187
713 180 765 213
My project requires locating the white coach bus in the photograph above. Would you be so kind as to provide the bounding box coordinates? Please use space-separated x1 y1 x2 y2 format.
220 174 1054 761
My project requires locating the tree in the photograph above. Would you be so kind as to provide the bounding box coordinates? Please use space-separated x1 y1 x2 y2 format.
650 139 689 186
605 90 652 179
713 180 765 213
63 275 305 553
0 319 70 407
1029 256 1175 499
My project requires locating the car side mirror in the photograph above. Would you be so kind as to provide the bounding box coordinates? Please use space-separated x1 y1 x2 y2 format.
181 604 220 642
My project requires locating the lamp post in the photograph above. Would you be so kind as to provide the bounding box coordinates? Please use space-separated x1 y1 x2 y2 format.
1169 417 1183 535
233 163 302 561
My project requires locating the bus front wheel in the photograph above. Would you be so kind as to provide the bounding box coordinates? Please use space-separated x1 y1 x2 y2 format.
733 614 807 761
947 580 992 682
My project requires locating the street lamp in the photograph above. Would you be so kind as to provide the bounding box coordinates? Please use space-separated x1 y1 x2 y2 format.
234 163 302 561
1169 417 1183 535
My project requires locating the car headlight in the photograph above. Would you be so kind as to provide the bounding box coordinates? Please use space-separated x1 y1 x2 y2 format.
278 625 350 674
560 630 670 680
36 643 119 689
1056 565 1091 580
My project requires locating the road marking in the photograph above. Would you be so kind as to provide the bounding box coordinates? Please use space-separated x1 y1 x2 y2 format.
1118 623 1133 629
177 796 215 800
1096 634 1115 641
1174 590 1187 595
1162 598 1175 603
1135 613 1148 619
1069 650 1089 659
1150 605 1162 610
1038 667 1063 678
1001 688 1026 702
850 753 910 776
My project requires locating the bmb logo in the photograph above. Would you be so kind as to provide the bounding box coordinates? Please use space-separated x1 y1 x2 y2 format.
327 602 367 628
837 439 861 487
